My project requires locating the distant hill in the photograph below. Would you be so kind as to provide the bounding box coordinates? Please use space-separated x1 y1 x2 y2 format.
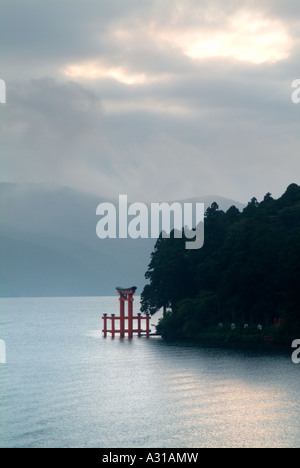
0 182 245 297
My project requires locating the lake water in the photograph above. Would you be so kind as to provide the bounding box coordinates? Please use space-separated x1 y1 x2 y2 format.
0 296 299 448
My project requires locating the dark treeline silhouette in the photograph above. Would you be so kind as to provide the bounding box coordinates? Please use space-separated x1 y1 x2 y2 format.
141 184 300 344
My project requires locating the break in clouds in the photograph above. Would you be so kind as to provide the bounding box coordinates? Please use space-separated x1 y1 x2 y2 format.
1 0 300 203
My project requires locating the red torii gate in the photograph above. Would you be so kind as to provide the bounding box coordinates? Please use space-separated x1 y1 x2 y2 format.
102 286 151 338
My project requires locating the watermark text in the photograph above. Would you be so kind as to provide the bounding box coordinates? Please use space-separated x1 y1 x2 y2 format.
0 339 6 364
0 79 6 104
291 339 300 364
291 79 300 104
96 195 204 250
101 451 199 464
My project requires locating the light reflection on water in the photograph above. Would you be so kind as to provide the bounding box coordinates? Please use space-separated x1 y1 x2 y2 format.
0 296 299 448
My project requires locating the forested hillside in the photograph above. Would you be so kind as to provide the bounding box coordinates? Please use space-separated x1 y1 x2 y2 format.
141 184 300 344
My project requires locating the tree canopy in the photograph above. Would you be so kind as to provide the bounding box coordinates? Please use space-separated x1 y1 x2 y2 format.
141 184 300 343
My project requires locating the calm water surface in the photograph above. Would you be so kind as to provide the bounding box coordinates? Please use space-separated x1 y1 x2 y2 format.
0 296 299 448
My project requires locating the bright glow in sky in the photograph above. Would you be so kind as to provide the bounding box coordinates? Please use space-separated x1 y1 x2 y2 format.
64 62 148 85
159 11 291 64
1 0 299 203
63 9 291 86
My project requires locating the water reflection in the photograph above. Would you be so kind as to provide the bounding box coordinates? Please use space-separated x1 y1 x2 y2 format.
0 297 299 448
138 339 299 448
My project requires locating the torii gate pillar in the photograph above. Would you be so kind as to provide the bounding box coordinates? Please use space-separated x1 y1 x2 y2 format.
102 286 151 338
117 286 137 339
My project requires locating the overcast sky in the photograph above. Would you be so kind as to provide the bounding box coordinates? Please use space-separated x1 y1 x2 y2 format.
1 0 300 203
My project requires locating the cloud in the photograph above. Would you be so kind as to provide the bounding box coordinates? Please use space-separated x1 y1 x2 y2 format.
1 0 300 204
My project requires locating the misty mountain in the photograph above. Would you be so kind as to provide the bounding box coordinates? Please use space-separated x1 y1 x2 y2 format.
0 182 245 297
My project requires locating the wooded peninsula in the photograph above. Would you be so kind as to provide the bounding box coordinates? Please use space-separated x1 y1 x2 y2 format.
141 184 300 345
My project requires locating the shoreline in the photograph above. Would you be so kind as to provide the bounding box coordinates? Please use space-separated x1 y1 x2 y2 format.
158 335 293 356
156 326 295 354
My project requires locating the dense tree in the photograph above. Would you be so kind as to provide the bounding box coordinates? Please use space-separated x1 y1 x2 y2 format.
141 184 300 344
140 232 191 316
